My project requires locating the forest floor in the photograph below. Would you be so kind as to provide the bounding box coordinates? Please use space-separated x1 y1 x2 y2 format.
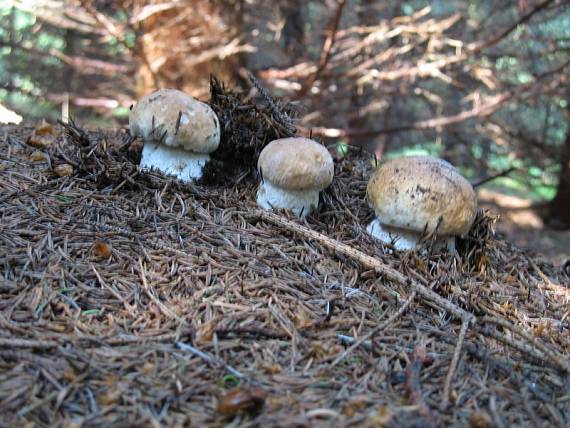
0 122 569 428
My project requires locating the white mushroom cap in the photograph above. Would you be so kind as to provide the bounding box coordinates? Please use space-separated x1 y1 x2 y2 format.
256 137 334 217
258 138 334 190
366 156 476 250
129 89 220 181
130 88 220 152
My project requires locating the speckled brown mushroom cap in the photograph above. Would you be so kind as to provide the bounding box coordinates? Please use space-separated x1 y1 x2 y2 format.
367 156 477 236
258 138 334 190
129 88 220 153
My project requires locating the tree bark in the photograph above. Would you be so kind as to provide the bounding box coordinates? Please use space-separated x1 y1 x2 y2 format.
281 0 305 60
546 125 570 229
132 1 245 99
348 0 379 153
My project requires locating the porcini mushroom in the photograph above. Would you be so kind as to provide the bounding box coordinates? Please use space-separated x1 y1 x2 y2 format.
129 88 220 182
366 156 477 251
257 137 334 217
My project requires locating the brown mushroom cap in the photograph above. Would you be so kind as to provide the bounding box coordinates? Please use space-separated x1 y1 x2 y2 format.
129 88 220 154
367 156 477 236
258 138 334 190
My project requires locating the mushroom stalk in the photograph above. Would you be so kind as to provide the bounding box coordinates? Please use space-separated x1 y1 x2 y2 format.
366 218 455 252
256 180 319 218
140 141 210 181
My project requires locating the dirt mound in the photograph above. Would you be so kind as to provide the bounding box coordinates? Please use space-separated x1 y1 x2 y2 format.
0 119 568 427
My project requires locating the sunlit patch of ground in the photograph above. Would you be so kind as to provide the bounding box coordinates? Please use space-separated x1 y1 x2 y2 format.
0 103 23 124
478 188 570 266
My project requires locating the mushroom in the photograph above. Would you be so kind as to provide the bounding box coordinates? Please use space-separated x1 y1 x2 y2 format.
256 137 334 217
366 155 477 251
129 88 220 182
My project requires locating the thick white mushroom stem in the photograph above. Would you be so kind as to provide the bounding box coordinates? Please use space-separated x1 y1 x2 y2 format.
140 141 210 181
366 218 456 252
256 180 319 218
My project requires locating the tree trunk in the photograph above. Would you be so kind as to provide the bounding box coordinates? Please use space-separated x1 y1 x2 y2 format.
281 0 305 60
133 1 245 99
348 0 378 153
545 126 570 229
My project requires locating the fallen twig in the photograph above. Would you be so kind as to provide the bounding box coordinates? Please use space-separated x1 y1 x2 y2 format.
0 338 59 349
248 72 295 134
441 319 469 410
480 316 570 374
337 335 446 359
471 167 517 188
250 209 475 324
176 341 245 380
297 0 346 97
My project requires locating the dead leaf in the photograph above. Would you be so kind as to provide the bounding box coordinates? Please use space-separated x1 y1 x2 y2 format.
141 362 155 375
54 164 74 177
261 362 282 375
92 240 112 258
30 150 45 162
469 411 492 428
342 396 368 417
35 120 57 136
532 322 547 337
27 120 58 148
367 405 393 426
63 367 78 383
196 322 215 343
27 134 54 148
217 387 268 417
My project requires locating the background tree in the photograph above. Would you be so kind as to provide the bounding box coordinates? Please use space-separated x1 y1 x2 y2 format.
547 104 570 229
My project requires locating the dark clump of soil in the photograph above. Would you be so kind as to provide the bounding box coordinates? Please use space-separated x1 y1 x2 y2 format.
201 74 298 186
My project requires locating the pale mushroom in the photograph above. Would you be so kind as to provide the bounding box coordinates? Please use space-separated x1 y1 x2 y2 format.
366 156 477 251
257 137 334 217
129 88 220 181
